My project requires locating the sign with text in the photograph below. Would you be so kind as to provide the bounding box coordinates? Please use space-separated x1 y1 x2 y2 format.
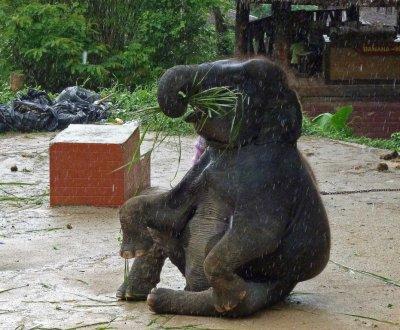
357 43 400 56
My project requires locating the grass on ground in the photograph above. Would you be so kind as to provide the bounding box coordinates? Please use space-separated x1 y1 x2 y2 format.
303 117 400 151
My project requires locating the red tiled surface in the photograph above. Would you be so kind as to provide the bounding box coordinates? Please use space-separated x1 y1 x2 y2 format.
302 100 400 138
50 125 150 207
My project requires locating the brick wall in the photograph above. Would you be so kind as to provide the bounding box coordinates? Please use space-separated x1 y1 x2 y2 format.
302 99 400 139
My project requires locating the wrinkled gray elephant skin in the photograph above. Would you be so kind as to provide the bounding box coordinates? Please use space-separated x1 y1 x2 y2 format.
117 58 330 317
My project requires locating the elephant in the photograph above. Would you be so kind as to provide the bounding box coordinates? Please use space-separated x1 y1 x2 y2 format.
116 58 331 317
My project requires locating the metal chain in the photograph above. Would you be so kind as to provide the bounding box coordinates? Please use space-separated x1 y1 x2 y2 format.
320 188 400 196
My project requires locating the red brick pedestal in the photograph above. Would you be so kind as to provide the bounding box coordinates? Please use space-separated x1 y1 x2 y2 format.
50 123 150 207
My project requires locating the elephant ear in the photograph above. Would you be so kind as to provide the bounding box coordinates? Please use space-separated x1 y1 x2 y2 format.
256 89 303 144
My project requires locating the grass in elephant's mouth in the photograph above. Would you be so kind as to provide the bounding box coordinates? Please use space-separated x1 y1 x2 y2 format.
118 86 242 173
181 86 241 119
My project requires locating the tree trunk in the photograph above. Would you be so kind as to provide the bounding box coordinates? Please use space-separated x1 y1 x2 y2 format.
235 1 250 56
271 1 292 68
213 7 230 56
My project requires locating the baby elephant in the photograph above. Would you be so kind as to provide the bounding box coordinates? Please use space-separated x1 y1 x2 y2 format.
117 58 330 317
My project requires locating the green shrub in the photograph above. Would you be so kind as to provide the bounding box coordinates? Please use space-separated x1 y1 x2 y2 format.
135 0 219 67
0 82 14 104
0 0 223 91
391 132 400 143
0 1 102 90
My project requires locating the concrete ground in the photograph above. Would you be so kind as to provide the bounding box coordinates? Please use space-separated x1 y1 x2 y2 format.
0 132 399 329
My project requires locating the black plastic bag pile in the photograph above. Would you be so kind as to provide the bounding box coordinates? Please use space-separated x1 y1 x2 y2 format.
0 86 110 133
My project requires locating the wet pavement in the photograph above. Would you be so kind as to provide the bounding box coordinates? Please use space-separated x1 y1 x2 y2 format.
0 132 399 329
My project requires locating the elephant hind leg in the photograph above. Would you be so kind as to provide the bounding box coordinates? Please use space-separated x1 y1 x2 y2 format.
146 278 296 317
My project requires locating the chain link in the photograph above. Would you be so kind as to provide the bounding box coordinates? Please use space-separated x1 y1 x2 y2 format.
320 188 400 196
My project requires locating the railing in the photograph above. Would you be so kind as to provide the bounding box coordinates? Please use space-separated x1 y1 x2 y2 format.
246 8 357 56
247 17 274 55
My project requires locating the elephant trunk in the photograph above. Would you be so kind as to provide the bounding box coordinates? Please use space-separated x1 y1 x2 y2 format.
157 65 196 118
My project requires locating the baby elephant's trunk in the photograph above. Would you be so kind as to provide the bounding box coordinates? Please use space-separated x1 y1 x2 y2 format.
157 66 194 118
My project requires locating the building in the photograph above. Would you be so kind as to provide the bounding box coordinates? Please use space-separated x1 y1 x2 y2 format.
235 0 400 138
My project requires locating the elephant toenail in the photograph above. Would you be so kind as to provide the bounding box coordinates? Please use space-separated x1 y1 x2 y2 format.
120 250 135 259
239 290 247 300
147 294 156 308
116 290 125 299
224 303 233 311
214 305 225 313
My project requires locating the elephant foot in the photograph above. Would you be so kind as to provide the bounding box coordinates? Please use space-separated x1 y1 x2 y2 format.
116 281 149 301
147 288 169 313
117 246 166 301
211 277 247 313
147 287 218 316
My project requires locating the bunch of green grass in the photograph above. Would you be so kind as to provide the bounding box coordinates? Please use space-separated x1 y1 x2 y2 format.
182 86 241 119
122 85 242 171
130 85 240 124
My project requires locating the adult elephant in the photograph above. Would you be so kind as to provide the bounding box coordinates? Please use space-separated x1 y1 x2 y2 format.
116 58 330 317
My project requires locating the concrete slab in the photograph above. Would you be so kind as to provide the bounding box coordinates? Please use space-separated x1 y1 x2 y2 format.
0 132 399 329
51 123 139 145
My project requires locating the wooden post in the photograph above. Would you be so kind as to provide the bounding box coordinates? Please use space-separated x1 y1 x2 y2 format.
347 4 360 22
271 1 292 67
235 0 250 56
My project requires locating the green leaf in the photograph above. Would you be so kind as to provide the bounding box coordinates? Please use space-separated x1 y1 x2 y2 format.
330 105 353 131
312 105 353 133
312 113 333 130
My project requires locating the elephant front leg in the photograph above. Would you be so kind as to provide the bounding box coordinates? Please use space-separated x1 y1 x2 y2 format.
119 192 194 259
117 244 166 301
119 151 209 258
117 229 186 301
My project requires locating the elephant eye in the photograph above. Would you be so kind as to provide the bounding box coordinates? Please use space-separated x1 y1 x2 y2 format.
243 81 257 96
231 74 242 84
